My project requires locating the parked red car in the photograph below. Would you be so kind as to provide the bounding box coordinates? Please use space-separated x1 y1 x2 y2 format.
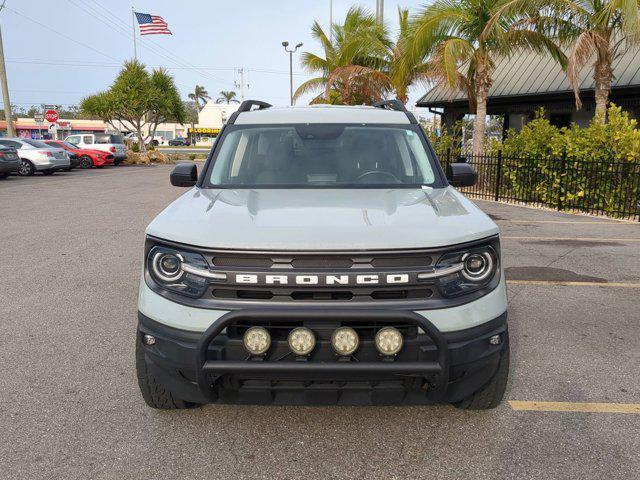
45 141 115 168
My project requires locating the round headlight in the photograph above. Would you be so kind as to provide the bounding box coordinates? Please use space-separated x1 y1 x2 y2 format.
152 251 183 282
288 327 316 356
461 252 493 281
331 327 359 356
243 326 271 355
375 327 403 356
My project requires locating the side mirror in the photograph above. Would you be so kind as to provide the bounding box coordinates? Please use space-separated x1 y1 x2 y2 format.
170 162 198 187
446 162 477 187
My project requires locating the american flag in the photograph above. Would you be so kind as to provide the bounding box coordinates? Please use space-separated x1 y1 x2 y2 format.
134 12 172 35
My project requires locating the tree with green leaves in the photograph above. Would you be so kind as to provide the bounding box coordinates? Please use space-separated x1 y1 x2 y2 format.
216 90 239 103
294 7 389 104
539 0 640 118
409 0 566 155
81 60 184 151
325 7 432 104
188 85 210 112
147 68 186 141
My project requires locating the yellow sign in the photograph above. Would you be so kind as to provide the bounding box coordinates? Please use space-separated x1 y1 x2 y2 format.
189 127 220 135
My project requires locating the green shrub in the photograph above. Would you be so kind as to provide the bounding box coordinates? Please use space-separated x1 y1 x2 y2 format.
131 142 140 153
189 154 196 161
488 105 639 218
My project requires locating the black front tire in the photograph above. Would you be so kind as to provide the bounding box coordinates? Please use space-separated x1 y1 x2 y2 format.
0 172 8 179
113 159 123 166
453 338 510 410
136 336 199 410
79 155 93 169
18 160 35 176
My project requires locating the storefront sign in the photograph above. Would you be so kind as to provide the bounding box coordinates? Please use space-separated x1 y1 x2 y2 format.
188 127 220 135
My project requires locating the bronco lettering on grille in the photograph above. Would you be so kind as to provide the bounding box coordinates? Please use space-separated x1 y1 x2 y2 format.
234 273 411 286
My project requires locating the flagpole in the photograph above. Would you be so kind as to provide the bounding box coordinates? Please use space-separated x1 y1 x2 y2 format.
131 5 137 60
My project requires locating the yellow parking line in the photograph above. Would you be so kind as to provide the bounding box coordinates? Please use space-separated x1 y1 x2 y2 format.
503 236 640 242
506 280 640 288
497 220 637 225
509 401 640 414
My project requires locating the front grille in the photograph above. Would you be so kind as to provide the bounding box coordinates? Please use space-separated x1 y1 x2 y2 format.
210 252 433 270
213 256 273 268
203 250 440 304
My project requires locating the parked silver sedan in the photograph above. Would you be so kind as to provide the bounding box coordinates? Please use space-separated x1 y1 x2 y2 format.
0 138 70 176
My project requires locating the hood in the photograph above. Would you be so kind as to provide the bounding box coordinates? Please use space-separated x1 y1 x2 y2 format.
146 187 499 250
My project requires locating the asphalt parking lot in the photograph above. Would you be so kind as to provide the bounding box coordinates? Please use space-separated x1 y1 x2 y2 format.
1 165 639 480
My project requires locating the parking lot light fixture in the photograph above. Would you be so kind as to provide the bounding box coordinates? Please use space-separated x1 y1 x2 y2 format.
282 41 303 106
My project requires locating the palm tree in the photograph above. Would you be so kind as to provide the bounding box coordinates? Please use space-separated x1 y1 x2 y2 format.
542 0 640 119
216 90 239 104
410 0 565 155
294 7 389 104
188 85 210 112
325 8 432 104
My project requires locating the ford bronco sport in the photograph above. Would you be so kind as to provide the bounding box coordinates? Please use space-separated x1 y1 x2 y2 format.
137 100 509 409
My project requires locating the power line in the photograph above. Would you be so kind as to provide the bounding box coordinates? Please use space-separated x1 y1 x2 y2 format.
71 0 234 87
5 59 307 76
5 6 117 61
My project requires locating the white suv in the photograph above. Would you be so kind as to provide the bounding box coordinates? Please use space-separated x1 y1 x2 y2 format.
136 100 508 410
65 133 127 165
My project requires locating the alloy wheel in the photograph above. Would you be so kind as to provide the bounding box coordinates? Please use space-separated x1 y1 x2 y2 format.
19 160 34 176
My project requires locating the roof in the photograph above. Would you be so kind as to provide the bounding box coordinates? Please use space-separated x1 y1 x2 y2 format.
234 105 411 125
417 44 640 107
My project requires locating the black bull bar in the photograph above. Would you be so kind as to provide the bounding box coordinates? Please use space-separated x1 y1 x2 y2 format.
195 308 450 402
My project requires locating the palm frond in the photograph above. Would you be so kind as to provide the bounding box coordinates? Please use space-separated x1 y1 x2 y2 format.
293 77 327 102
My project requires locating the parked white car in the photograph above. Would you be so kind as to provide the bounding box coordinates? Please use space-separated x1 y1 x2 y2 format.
124 132 167 146
64 133 127 165
0 138 70 176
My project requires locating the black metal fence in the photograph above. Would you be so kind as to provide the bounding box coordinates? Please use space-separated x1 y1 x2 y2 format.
438 149 640 221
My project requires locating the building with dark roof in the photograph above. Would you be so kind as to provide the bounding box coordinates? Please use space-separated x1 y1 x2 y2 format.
416 45 640 134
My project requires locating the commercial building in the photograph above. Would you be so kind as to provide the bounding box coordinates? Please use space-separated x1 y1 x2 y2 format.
0 118 107 140
0 101 239 144
417 45 640 135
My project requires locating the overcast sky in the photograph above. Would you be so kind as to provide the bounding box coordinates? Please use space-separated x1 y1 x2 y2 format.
1 0 431 111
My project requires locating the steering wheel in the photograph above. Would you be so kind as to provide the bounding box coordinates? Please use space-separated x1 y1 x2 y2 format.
355 170 400 184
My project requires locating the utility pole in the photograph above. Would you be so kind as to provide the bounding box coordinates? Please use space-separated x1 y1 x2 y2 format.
282 41 303 106
376 0 384 24
0 1 15 137
235 68 249 102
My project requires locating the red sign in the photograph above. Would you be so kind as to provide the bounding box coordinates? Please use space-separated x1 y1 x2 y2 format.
44 110 59 123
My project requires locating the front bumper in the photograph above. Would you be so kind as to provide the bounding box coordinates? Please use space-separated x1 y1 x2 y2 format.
138 309 507 405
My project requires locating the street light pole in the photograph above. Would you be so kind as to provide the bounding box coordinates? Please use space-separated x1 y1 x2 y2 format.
329 0 333 41
0 1 15 137
282 41 303 106
376 0 384 24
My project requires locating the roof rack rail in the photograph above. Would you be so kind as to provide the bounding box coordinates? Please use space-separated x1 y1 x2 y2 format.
228 100 272 124
372 99 418 124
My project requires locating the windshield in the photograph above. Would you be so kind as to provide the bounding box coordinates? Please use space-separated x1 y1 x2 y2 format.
96 134 124 144
206 124 439 188
22 139 51 149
